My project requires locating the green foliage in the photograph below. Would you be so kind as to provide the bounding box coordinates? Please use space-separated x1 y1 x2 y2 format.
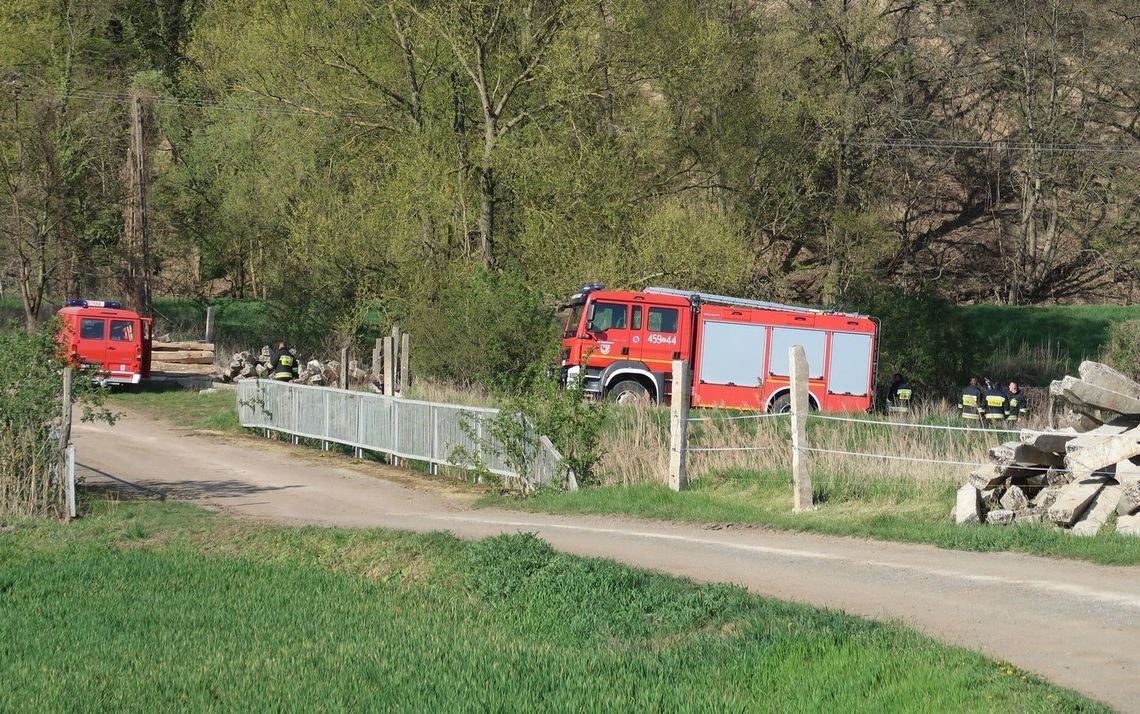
0 320 114 516
455 366 608 491
962 304 1140 374
841 286 977 398
411 267 557 388
0 501 1105 711
1099 320 1140 381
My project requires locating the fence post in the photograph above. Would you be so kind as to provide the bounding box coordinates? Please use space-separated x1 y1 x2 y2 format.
668 359 691 492
65 445 76 519
322 390 330 451
383 336 395 397
204 305 215 344
339 346 349 390
60 367 73 449
789 345 814 512
399 332 411 395
372 338 383 377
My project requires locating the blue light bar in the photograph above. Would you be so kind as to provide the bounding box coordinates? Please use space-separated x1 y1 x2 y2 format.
66 299 124 309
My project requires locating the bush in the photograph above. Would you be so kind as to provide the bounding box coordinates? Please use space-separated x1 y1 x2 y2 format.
1099 319 1140 381
410 267 558 388
840 286 977 399
0 321 114 517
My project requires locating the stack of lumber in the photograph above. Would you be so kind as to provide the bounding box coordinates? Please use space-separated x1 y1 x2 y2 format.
151 340 216 376
953 361 1140 537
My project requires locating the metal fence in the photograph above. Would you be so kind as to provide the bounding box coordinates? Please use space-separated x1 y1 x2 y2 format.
236 380 570 489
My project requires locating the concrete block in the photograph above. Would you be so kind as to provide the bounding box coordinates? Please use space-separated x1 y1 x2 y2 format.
1064 427 1140 480
1117 481 1140 517
1079 361 1140 401
1043 467 1072 487
1048 478 1108 526
1000 485 1029 512
1020 428 1077 454
986 509 1015 526
1116 457 1140 486
1065 410 1103 433
955 484 981 525
1070 485 1122 537
968 463 1038 490
1013 507 1044 525
1065 422 1136 453
1034 486 1062 510
1117 514 1140 536
1061 375 1140 416
988 441 1064 468
1052 377 1104 416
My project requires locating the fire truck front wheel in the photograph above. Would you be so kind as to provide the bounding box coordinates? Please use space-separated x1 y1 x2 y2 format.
608 379 651 405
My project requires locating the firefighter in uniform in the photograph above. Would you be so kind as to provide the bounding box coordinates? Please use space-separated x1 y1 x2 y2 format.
983 379 1008 424
1005 382 1026 422
270 341 299 381
959 377 984 421
888 373 913 413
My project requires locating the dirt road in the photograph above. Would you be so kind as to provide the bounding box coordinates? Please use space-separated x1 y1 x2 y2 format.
75 415 1140 712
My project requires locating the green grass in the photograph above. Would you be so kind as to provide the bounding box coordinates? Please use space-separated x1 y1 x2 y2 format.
0 500 1105 712
108 388 242 432
481 474 1140 567
962 303 1140 370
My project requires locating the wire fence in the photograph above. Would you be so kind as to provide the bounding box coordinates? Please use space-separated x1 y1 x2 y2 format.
675 405 1092 485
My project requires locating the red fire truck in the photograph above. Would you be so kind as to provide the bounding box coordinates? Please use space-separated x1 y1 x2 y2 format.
57 300 154 385
560 285 879 412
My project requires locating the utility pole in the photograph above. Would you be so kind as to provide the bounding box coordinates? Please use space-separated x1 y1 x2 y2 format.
124 92 152 314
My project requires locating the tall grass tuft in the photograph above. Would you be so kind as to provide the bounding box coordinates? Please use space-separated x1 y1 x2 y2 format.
979 339 1070 387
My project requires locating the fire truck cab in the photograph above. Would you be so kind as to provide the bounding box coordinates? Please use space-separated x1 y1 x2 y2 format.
58 300 153 385
560 285 878 412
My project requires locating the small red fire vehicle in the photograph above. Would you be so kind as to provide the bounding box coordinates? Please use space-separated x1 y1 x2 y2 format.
57 300 154 385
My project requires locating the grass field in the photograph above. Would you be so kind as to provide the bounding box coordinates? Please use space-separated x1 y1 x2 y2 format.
962 303 1140 372
0 500 1105 712
108 388 242 432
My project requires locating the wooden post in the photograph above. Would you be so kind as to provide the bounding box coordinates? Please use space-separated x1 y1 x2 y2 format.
383 336 395 397
339 346 349 390
790 345 814 512
60 368 75 518
60 367 73 449
668 359 691 492
65 445 76 520
372 337 383 377
204 306 215 343
399 332 411 394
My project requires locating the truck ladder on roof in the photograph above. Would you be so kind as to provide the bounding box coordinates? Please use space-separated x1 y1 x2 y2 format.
644 286 866 319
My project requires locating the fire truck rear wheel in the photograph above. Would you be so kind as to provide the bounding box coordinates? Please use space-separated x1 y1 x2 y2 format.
608 380 651 405
769 394 792 413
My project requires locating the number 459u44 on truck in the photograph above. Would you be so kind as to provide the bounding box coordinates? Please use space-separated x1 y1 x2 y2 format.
559 285 879 413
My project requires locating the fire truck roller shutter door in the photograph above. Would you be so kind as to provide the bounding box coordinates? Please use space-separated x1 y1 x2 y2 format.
827 332 873 396
768 328 826 379
699 321 767 386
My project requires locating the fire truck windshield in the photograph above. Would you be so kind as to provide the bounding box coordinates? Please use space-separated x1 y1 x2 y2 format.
563 304 584 338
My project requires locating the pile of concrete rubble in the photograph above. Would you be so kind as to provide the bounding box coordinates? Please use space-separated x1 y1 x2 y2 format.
217 347 376 389
954 361 1140 537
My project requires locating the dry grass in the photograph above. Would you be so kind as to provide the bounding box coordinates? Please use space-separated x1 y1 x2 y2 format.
405 378 497 407
979 339 1071 386
598 399 1043 491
